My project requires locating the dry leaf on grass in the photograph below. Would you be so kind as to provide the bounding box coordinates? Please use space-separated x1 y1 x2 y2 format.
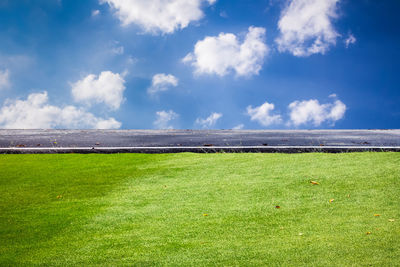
310 181 319 185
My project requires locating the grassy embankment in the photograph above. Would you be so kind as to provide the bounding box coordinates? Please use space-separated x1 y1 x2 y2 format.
1 153 399 265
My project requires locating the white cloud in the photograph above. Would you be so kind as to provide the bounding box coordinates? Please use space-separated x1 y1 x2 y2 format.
183 26 269 77
148 73 178 95
288 98 346 126
154 110 179 129
100 0 216 34
109 41 124 55
329 93 337 98
345 33 356 48
92 9 100 17
0 69 10 90
126 56 137 65
0 92 121 129
111 45 124 55
275 0 340 57
232 124 244 130
71 71 126 110
195 112 222 128
246 101 282 127
219 11 228 18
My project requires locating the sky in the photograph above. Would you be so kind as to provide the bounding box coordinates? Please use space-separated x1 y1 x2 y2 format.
0 0 399 130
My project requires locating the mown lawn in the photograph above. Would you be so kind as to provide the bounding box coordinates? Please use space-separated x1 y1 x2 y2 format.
0 152 399 266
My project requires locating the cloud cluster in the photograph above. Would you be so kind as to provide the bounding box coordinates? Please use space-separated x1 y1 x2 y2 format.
71 71 126 110
0 69 10 90
100 0 216 34
245 96 346 128
148 73 178 95
154 110 179 129
246 101 282 126
183 26 269 77
0 70 127 129
288 98 346 126
195 112 222 128
1 1 353 130
0 92 121 129
276 0 340 57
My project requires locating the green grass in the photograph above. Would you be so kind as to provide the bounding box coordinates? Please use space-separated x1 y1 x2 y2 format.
0 153 399 266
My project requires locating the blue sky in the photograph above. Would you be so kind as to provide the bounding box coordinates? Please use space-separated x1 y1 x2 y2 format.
0 0 399 129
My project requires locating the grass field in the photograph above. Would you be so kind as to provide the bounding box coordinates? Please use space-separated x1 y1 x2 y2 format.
0 152 399 266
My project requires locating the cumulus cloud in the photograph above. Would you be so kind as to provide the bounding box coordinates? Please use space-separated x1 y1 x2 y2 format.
345 33 356 48
0 92 121 129
246 101 282 127
288 97 346 126
0 69 10 90
148 73 178 95
153 110 179 129
195 112 222 128
71 71 126 110
276 0 340 57
100 0 216 34
183 26 269 77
